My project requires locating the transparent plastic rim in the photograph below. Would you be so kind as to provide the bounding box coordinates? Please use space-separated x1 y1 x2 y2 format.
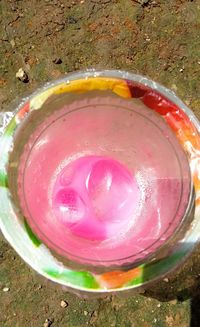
0 69 199 293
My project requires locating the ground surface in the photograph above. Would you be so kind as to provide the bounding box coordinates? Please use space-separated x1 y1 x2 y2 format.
0 0 200 326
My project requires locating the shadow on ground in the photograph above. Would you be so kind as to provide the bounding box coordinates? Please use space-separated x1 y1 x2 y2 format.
143 243 200 327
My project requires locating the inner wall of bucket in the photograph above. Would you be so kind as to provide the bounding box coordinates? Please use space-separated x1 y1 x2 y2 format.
8 90 192 269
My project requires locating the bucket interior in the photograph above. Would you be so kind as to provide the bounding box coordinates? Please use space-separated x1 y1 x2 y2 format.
8 90 192 268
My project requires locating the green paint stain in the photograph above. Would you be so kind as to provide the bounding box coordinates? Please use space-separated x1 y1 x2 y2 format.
124 249 188 287
4 118 17 136
143 249 188 283
45 268 99 289
24 218 42 247
0 171 8 188
125 275 143 287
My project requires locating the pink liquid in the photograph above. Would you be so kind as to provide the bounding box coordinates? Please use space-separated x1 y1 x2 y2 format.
18 95 191 265
52 156 139 241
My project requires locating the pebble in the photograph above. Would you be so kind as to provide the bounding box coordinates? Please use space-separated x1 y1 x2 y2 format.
157 303 161 308
3 287 10 292
84 311 88 316
171 84 178 92
16 68 29 83
67 16 78 24
10 39 15 48
185 99 191 106
169 299 178 305
60 300 68 308
137 0 151 5
163 278 169 283
44 319 52 327
53 58 62 64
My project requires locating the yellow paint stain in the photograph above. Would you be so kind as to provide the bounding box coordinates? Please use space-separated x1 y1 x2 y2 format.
30 77 131 110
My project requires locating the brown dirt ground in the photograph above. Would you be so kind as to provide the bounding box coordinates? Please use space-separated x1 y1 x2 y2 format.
0 0 200 326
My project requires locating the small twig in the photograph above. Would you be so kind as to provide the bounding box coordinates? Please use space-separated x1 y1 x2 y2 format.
91 0 112 3
8 15 20 26
0 38 9 42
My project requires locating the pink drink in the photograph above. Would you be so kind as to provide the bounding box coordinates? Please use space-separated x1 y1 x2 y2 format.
52 156 139 241
18 94 191 266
